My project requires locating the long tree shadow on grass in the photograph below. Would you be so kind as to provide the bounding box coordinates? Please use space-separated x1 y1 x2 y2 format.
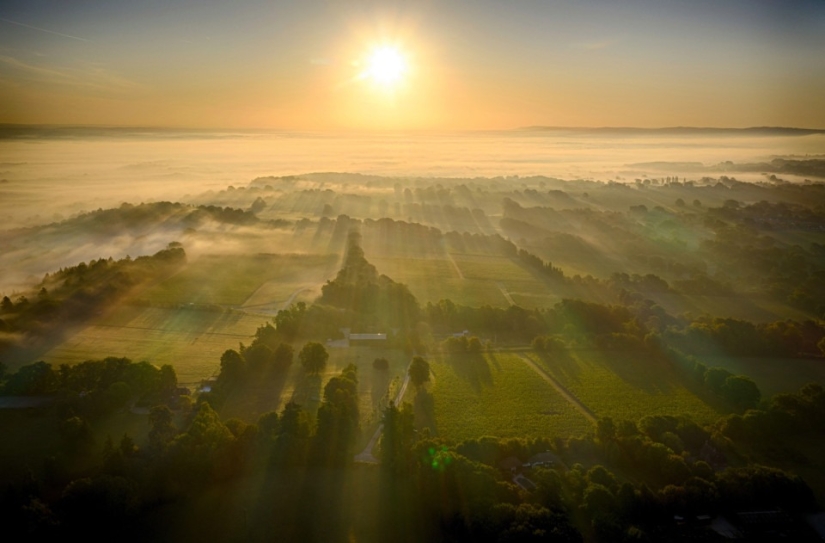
596 349 680 395
414 387 438 436
370 367 393 414
533 348 583 384
291 373 323 412
445 351 493 391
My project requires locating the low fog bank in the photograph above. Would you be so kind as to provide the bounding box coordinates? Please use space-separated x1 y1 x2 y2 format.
2 129 823 293
1 130 823 229
0 205 297 293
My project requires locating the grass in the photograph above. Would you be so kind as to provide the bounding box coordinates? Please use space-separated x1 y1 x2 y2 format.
38 305 263 384
526 349 723 424
428 351 594 442
137 253 338 306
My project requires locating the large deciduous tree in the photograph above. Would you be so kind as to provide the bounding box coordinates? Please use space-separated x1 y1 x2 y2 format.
408 356 430 388
299 342 329 374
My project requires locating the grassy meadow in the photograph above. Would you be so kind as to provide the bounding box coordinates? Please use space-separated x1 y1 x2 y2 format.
38 305 263 384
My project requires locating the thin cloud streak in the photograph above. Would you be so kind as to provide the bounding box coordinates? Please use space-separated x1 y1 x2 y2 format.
0 54 139 93
0 17 92 43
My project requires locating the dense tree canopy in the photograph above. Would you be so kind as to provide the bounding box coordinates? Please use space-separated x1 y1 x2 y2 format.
299 342 329 375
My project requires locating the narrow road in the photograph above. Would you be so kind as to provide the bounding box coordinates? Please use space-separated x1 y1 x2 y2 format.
516 354 597 423
354 360 413 464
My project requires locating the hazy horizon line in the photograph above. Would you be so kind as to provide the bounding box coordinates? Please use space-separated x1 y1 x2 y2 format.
1 123 824 136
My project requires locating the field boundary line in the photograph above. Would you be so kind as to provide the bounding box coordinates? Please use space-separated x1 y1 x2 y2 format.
89 322 253 339
496 282 516 306
515 354 597 423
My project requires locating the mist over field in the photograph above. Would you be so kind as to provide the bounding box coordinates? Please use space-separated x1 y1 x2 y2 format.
3 128 823 224
2 128 823 291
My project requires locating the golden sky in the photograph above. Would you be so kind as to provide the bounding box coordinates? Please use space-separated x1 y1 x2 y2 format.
1 0 824 130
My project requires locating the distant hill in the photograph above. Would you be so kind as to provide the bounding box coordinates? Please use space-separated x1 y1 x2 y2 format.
518 126 825 136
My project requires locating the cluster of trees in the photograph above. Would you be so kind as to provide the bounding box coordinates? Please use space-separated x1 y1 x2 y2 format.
517 248 566 282
0 361 363 537
3 353 823 540
700 214 825 316
423 294 825 361
440 334 484 354
685 360 762 409
361 217 443 255
666 316 825 358
318 231 420 330
0 244 186 354
423 405 817 540
204 332 331 409
720 383 825 444
1 357 179 415
63 201 287 234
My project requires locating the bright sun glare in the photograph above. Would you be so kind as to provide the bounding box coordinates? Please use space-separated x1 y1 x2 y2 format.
363 46 407 87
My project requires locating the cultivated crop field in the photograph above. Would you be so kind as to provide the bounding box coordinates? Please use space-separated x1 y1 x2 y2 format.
526 350 722 424
39 305 263 384
450 253 536 282
429 351 594 441
371 252 559 308
371 256 511 307
137 253 338 306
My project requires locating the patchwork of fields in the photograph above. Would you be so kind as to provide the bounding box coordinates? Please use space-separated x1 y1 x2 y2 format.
39 306 263 384
137 253 339 307
19 245 821 446
426 348 727 443
371 253 559 308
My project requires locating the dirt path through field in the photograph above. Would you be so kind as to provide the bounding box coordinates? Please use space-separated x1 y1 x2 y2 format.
516 354 597 423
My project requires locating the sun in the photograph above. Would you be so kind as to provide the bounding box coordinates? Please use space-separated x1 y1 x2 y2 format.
363 46 407 87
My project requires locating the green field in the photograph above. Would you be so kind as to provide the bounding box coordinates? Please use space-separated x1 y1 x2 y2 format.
372 256 507 306
450 253 536 282
39 305 263 384
137 253 338 306
429 351 594 441
526 349 723 424
371 253 558 308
